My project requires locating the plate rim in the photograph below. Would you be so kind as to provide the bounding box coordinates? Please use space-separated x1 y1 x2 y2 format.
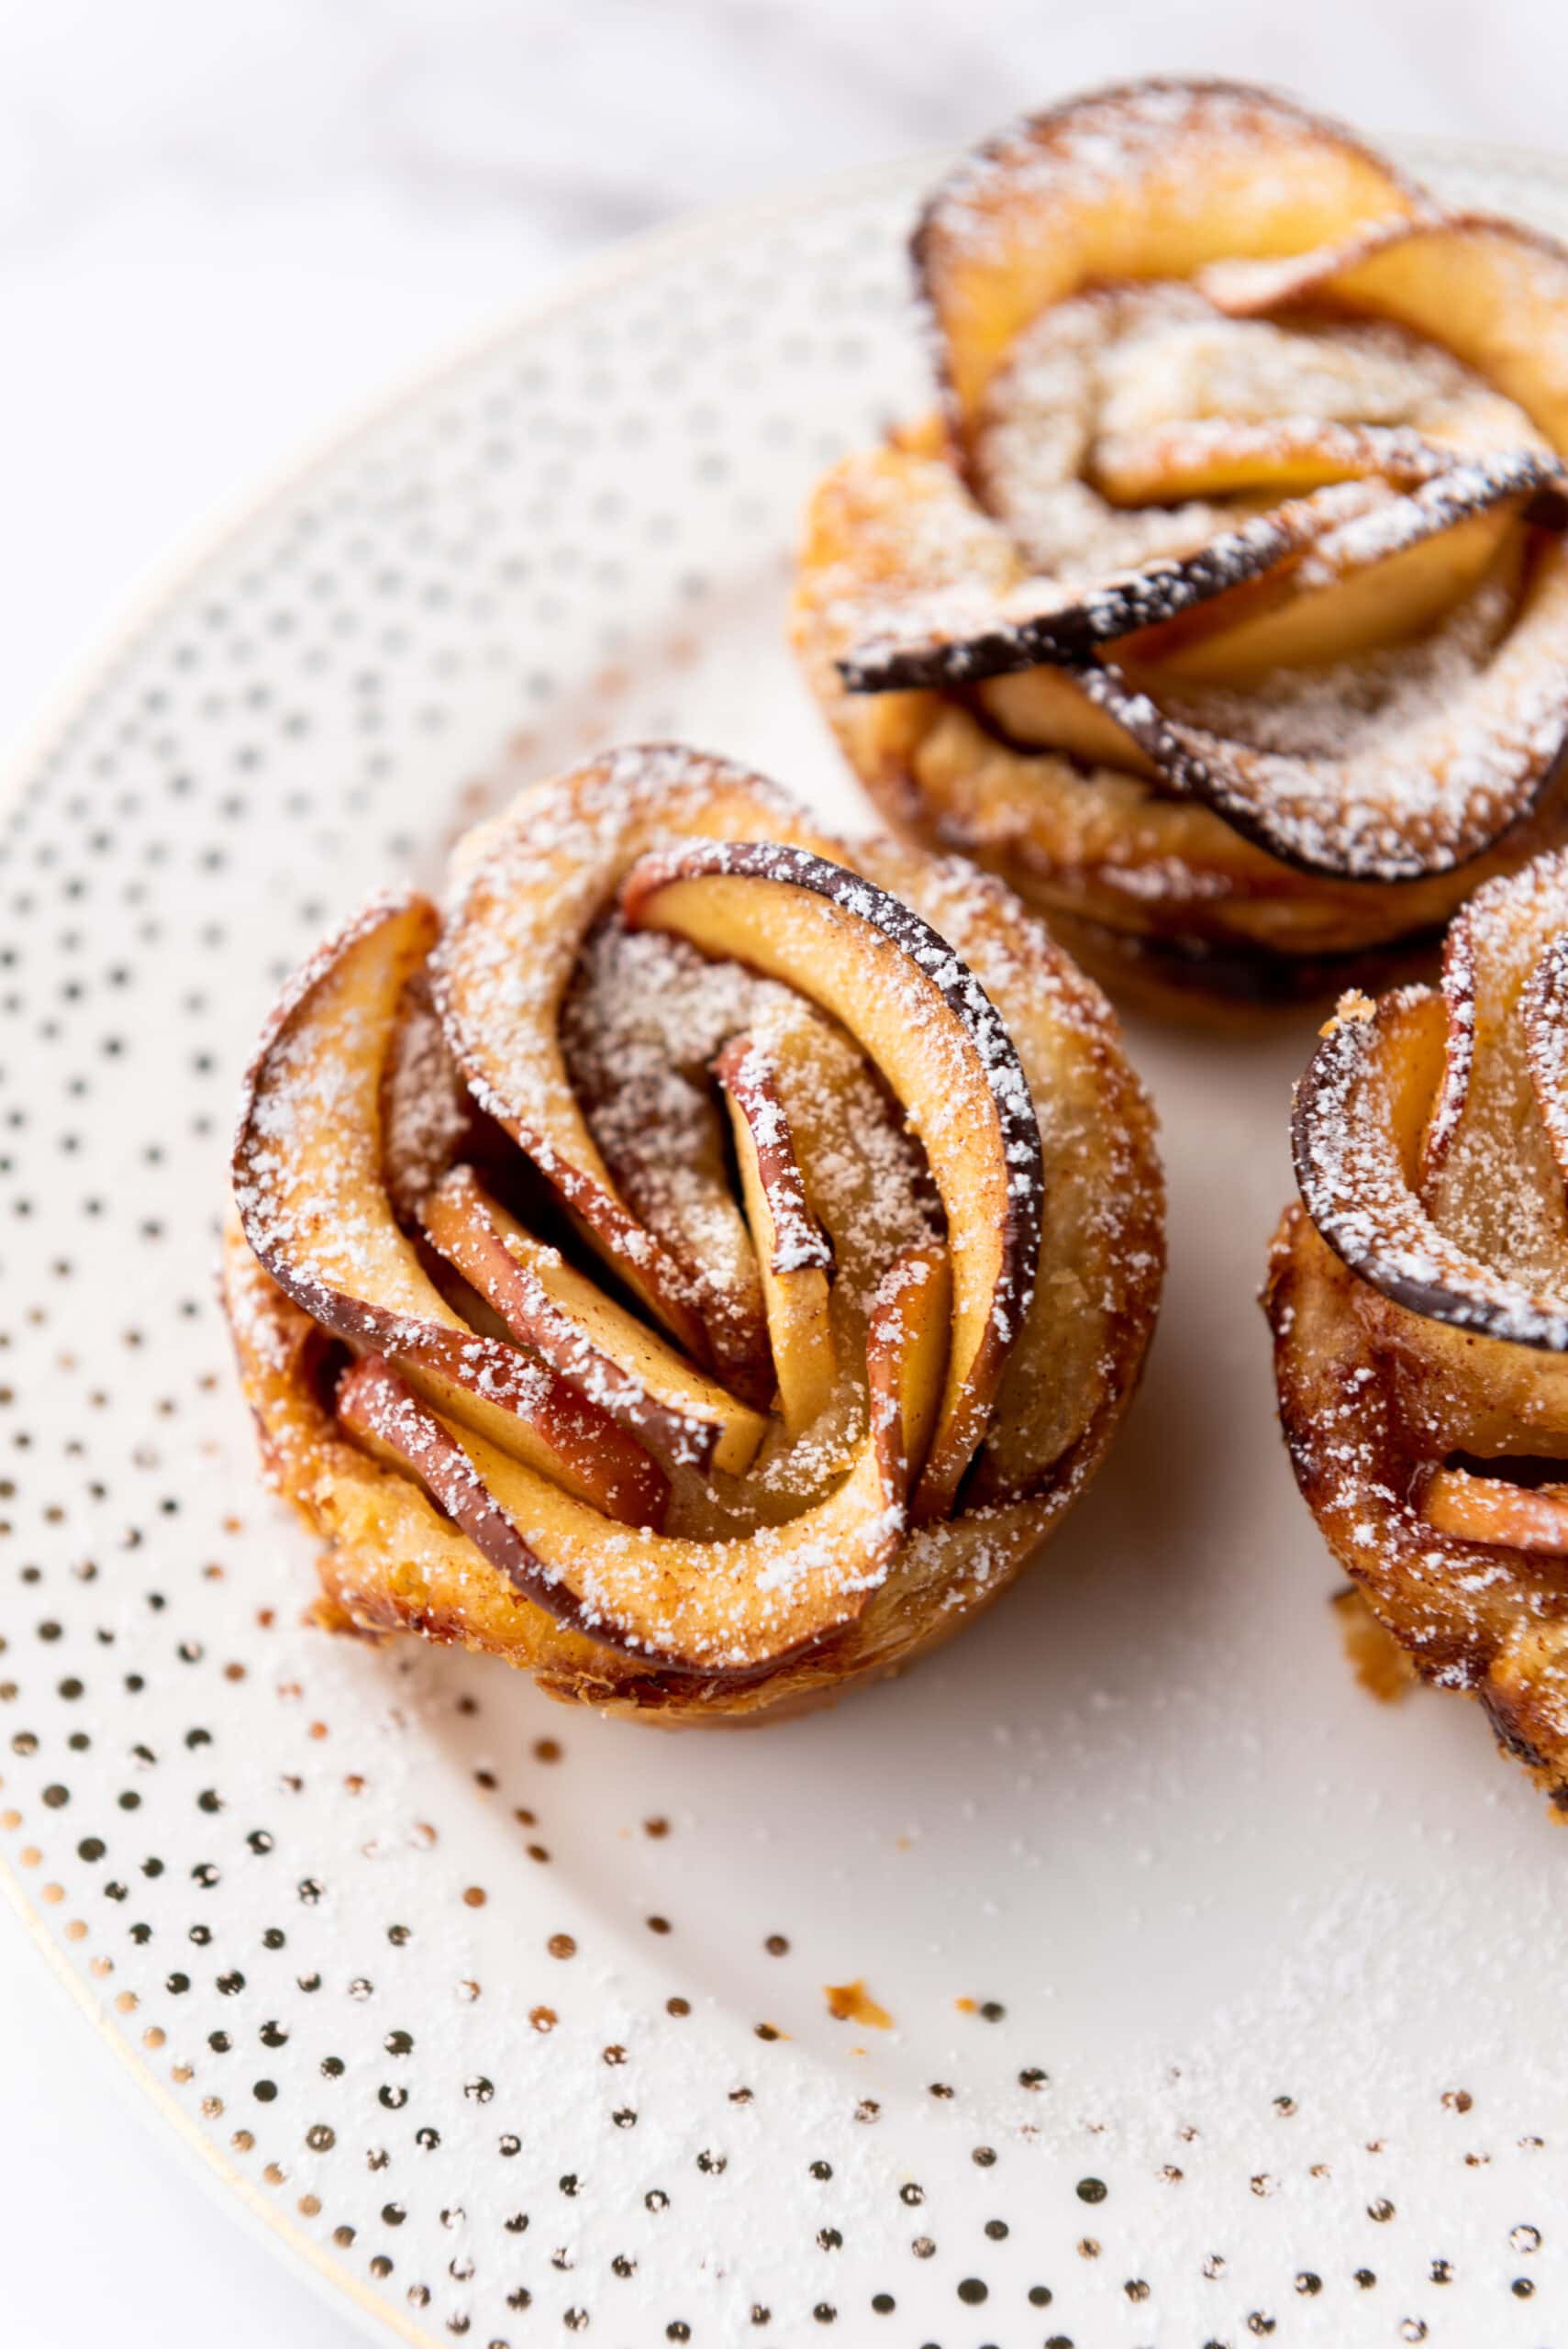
6 121 1568 2349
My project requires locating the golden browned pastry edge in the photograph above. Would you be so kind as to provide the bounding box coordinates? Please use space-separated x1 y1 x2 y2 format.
225 1219 1150 1728
1263 1205 1568 1805
790 440 1568 1022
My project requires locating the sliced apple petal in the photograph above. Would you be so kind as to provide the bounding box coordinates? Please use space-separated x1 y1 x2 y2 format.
841 445 1558 695
713 1036 836 1436
1120 453 1552 684
338 1244 951 1675
1080 548 1568 882
1292 983 1568 1348
1195 219 1419 319
1417 851 1568 1286
975 663 1160 772
420 1163 766 1477
1421 1464 1568 1553
432 744 863 1376
620 841 1042 1520
837 487 1353 691
1523 929 1568 1188
232 890 667 1530
914 78 1424 431
337 1354 604 1627
1089 417 1456 506
558 915 776 1409
1199 213 1568 455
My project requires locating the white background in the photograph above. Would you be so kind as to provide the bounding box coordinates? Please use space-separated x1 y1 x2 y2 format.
0 3 1560 2343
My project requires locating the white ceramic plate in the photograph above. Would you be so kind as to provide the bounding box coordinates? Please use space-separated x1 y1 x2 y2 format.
5 137 1568 2349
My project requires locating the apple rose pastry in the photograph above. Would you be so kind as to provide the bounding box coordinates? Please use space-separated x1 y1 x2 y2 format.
792 79 1568 1009
222 745 1162 1724
1265 850 1568 1802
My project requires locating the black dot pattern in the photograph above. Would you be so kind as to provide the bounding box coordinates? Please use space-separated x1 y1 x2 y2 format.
0 139 1565 2349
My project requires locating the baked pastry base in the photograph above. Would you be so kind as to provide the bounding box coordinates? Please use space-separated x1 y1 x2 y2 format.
224 1224 1085 1728
1264 1206 1568 1807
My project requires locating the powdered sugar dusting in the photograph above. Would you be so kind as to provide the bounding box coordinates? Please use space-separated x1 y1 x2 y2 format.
1295 853 1568 1344
227 754 1159 1690
973 283 1518 581
382 973 481 1222
917 80 1426 287
821 82 1568 905
1099 557 1568 881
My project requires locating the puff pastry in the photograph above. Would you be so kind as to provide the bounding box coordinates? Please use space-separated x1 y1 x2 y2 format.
223 745 1162 1724
793 79 1568 1010
1267 850 1568 1802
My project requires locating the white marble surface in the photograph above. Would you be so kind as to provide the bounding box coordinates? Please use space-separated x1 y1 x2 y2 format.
0 2 1560 2341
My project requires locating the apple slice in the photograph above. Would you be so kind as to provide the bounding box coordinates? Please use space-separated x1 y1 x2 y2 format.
1417 852 1568 1288
713 1036 836 1435
1077 556 1568 883
432 744 865 1375
836 487 1351 691
914 80 1422 433
839 450 1557 694
336 1354 630 1647
337 1243 951 1675
419 1164 766 1476
1421 1464 1568 1553
221 1223 664 1693
1291 972 1568 1359
1198 213 1568 457
232 891 667 1531
1119 453 1551 685
1089 417 1456 506
975 662 1161 770
620 841 1041 1520
558 915 774 1409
